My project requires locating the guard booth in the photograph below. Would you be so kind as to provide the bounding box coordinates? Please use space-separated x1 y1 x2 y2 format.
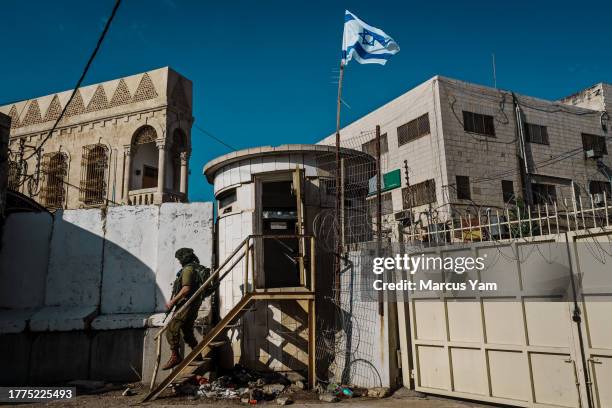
203 144 374 376
144 144 375 402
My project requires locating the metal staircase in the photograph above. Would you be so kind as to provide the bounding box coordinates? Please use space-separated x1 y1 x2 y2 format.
142 234 316 403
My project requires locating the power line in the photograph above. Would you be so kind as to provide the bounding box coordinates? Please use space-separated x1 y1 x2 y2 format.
193 124 238 151
22 0 122 162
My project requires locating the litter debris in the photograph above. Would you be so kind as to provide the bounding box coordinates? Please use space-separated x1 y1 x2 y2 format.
121 387 136 397
276 396 293 405
249 388 264 401
175 364 300 402
319 393 339 403
263 383 286 395
289 380 304 391
367 387 390 398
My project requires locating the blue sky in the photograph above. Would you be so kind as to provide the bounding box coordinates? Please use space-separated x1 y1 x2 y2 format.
2 0 611 202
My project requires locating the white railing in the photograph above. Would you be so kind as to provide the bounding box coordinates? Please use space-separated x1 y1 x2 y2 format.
400 194 612 245
128 187 157 205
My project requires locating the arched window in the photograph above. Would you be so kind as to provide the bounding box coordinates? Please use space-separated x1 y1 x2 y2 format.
41 152 68 208
130 126 159 190
80 144 109 205
132 125 157 145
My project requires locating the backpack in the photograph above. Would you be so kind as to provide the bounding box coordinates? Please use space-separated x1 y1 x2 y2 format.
191 264 216 299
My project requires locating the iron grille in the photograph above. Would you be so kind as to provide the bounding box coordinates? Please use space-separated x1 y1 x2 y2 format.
402 179 436 208
41 152 68 208
397 113 430 146
7 160 21 190
79 144 108 205
133 125 157 145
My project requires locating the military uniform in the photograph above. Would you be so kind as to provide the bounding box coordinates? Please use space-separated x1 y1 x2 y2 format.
166 264 202 349
162 248 212 370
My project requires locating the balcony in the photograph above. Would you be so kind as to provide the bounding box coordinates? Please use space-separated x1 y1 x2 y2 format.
128 188 186 205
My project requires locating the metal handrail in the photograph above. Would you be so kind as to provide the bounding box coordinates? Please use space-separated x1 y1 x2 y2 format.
149 233 316 391
154 233 315 339
154 235 250 339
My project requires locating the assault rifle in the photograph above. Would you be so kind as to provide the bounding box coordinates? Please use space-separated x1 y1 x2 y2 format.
162 269 182 323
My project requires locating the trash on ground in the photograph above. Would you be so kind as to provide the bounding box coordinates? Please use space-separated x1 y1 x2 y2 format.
319 393 339 403
367 386 390 398
276 396 293 405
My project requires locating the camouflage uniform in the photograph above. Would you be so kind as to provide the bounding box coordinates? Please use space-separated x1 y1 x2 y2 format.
166 261 202 349
163 248 215 370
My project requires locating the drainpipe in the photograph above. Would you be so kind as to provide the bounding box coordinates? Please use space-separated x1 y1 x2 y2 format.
512 92 532 206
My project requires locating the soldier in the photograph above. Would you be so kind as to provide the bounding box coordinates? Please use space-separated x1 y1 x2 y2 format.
162 247 214 370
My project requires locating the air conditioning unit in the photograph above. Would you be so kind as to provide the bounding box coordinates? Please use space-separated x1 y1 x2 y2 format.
394 210 413 225
586 148 604 159
593 193 605 205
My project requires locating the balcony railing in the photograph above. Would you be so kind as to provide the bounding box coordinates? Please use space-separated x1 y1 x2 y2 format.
127 188 186 205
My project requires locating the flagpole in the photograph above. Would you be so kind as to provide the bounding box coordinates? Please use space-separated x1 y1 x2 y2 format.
334 60 345 301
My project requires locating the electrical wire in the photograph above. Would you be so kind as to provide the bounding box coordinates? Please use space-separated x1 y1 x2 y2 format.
193 124 237 151
22 0 122 163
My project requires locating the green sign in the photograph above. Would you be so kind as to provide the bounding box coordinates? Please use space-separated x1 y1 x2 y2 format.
369 169 401 194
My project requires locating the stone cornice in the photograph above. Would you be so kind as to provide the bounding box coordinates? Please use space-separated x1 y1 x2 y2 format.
8 105 173 141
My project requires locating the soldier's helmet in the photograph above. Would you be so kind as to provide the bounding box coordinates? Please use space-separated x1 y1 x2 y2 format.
175 247 195 263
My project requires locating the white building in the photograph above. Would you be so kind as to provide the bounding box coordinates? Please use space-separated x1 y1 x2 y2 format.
319 77 612 235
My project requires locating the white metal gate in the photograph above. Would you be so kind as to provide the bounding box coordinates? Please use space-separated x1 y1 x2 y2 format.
398 230 612 408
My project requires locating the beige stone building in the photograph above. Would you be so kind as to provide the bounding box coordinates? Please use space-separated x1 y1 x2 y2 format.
0 67 193 209
319 76 612 231
0 112 10 218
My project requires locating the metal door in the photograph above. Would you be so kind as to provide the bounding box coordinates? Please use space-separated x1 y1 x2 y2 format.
399 236 612 408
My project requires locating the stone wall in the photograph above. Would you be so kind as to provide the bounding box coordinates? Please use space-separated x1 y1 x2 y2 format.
0 67 194 209
0 113 9 219
317 76 611 233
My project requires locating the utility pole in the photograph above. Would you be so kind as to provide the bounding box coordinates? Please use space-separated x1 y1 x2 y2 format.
376 125 384 316
403 159 412 233
334 62 345 302
376 125 382 249
492 53 497 89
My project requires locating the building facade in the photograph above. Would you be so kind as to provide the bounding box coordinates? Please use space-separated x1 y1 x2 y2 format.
0 67 193 209
319 76 612 236
0 113 10 219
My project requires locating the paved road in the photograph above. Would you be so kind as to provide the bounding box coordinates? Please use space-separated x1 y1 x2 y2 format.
23 388 497 408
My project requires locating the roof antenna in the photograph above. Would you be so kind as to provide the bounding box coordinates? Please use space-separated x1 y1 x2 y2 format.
492 53 497 89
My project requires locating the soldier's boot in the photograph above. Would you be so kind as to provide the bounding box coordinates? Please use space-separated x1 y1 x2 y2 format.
162 348 182 370
186 340 204 361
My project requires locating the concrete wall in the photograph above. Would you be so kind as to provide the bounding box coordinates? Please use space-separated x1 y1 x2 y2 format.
0 329 146 385
0 202 213 330
156 202 213 311
102 206 159 314
0 212 52 310
46 209 104 308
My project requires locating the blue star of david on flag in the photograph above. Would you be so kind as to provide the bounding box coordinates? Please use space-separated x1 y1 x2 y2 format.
342 10 400 66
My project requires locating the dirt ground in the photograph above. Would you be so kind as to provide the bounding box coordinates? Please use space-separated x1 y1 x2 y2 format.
19 385 495 408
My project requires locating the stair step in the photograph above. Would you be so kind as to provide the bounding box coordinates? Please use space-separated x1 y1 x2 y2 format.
188 358 211 366
142 294 255 403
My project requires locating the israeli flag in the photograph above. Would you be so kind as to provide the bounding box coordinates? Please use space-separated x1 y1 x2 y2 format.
342 10 400 66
